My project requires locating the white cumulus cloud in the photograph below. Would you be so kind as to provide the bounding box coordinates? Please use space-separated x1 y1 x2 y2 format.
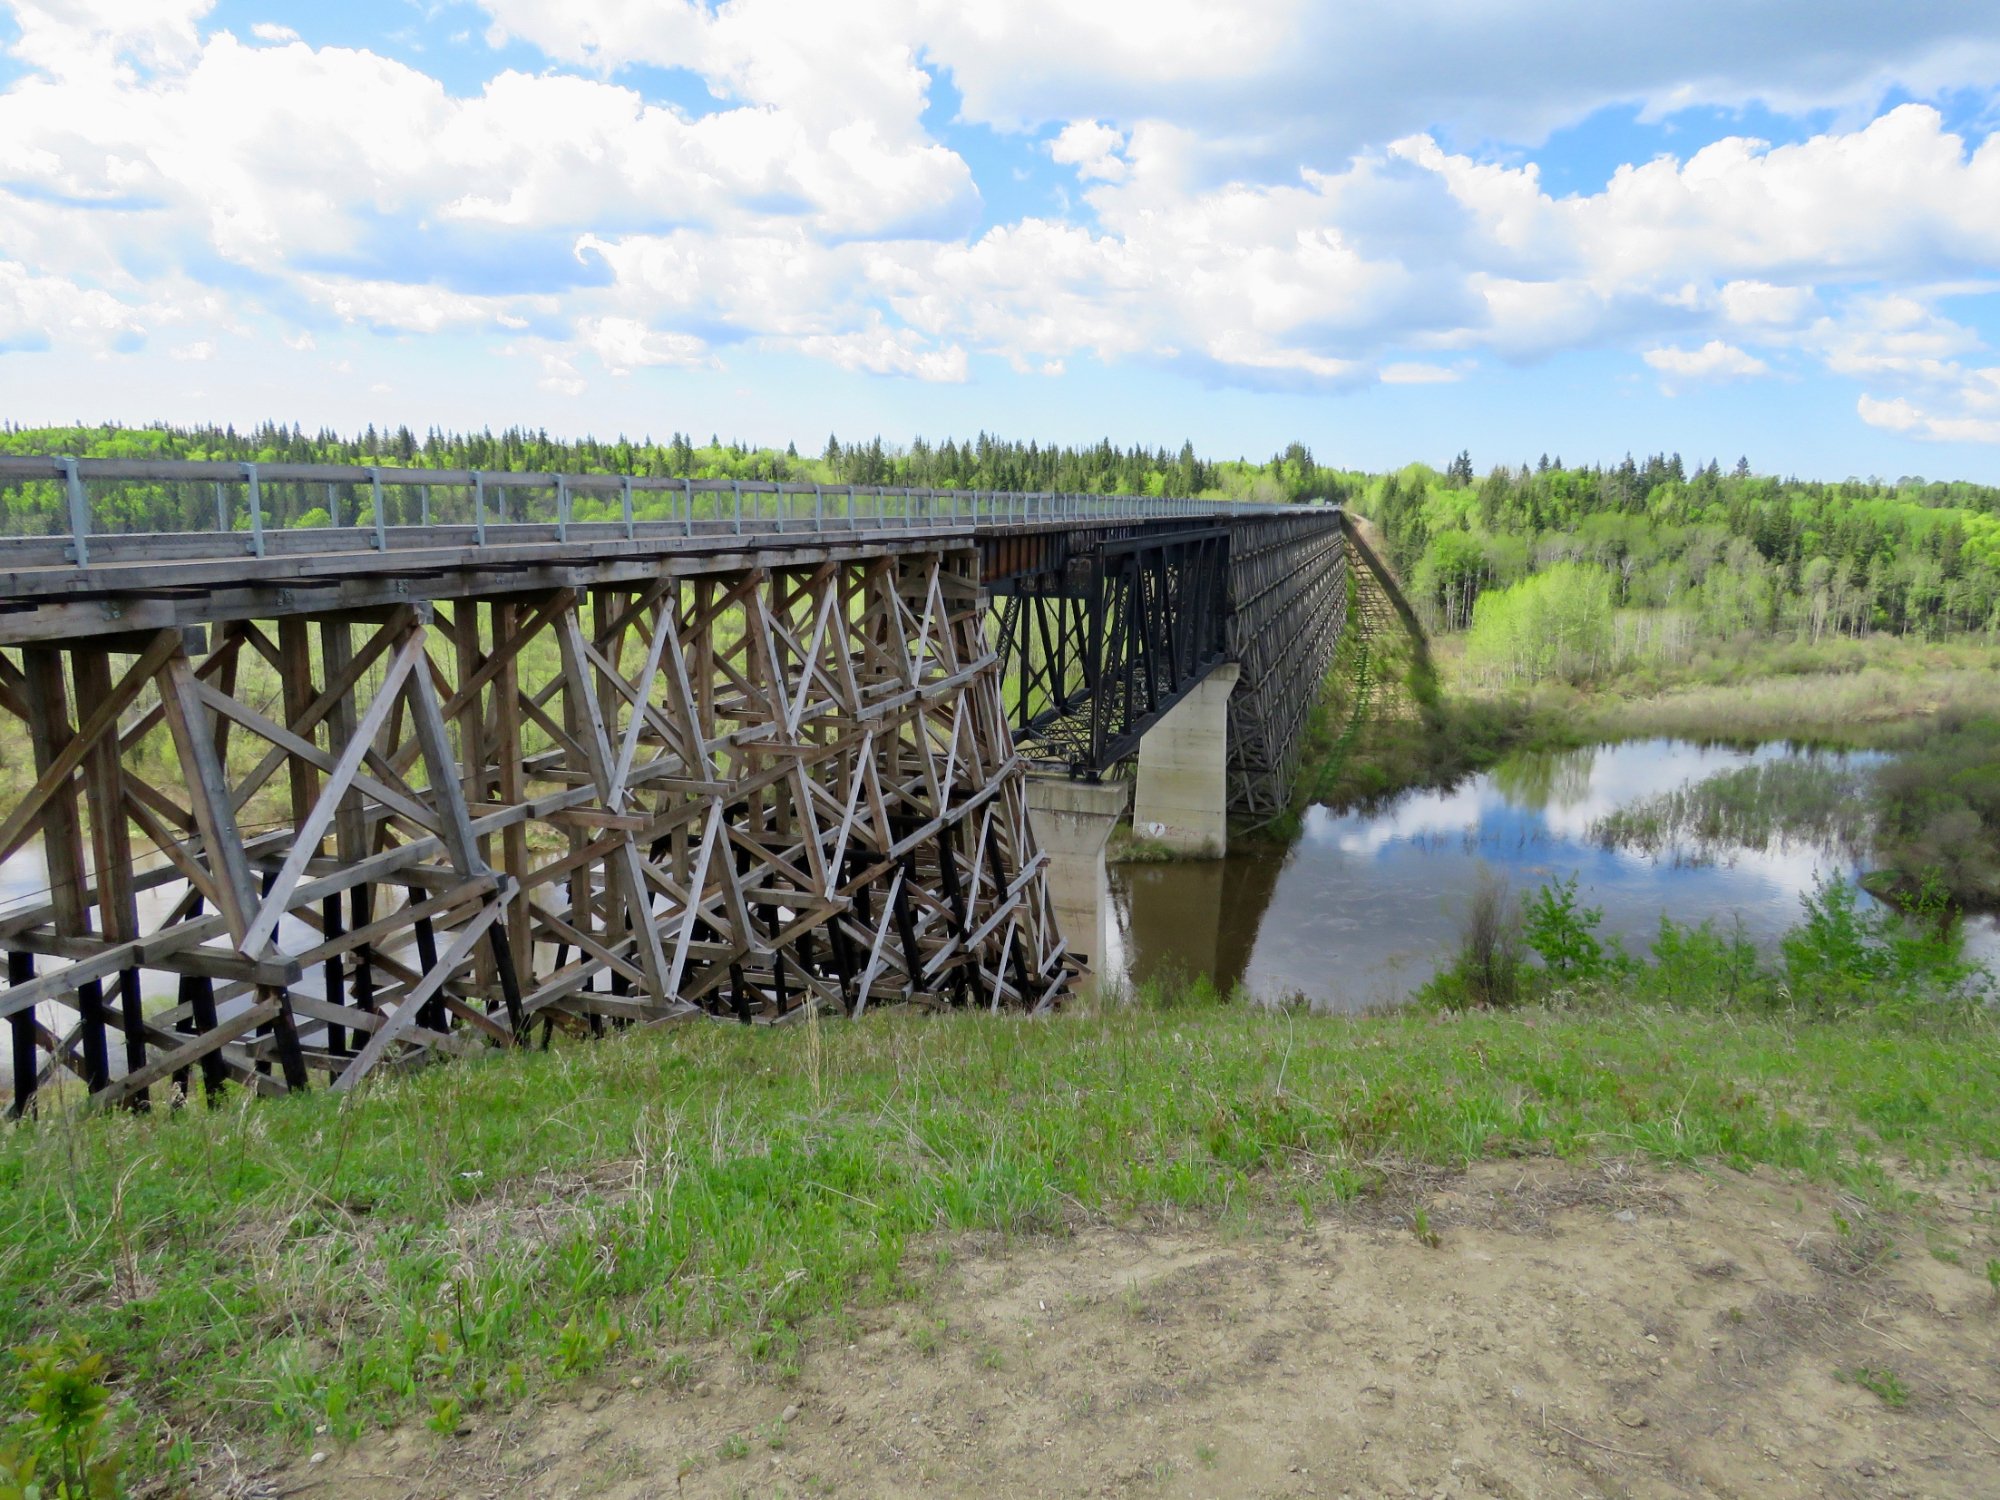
5 0 2000 432
1644 341 1770 381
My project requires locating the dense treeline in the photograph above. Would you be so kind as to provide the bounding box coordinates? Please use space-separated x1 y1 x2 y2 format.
9 423 1998 653
1365 451 2000 681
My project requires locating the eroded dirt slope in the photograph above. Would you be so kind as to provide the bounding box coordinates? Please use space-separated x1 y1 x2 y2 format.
266 1161 2000 1499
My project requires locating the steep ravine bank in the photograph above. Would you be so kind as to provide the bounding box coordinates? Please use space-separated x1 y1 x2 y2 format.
285 1159 2000 1500
4 1001 1998 1493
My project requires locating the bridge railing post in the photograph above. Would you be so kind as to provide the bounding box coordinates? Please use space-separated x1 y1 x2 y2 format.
244 461 265 557
731 481 742 535
813 483 823 531
61 456 88 566
369 467 386 550
621 475 635 540
556 476 570 542
683 477 693 536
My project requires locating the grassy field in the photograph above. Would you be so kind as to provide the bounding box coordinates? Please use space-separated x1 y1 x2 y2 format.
1547 635 2000 747
3 992 1997 1487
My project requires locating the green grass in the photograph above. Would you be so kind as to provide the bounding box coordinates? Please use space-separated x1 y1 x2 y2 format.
2 997 1997 1484
1547 635 2000 748
1837 1365 1912 1409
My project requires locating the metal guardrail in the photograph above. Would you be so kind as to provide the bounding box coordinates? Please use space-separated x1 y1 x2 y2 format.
0 456 1310 568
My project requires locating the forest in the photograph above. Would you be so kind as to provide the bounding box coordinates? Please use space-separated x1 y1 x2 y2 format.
1365 451 2000 682
6 422 1998 662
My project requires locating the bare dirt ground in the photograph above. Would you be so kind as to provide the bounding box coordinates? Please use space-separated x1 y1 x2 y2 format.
264 1161 2000 1500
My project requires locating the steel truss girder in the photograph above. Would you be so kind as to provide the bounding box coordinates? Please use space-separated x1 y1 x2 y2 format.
991 527 1231 777
1224 515 1352 817
0 549 1073 1113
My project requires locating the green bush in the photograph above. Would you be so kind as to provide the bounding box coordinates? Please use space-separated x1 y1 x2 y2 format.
1463 563 1617 688
1782 874 1986 1018
1 1339 122 1499
1522 874 1611 984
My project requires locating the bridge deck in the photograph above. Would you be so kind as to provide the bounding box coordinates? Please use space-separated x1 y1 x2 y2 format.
0 455 1293 643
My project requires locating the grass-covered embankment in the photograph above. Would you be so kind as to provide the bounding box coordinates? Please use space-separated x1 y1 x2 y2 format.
3 993 1997 1483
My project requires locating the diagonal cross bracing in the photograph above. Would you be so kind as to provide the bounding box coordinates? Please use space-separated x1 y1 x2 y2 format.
0 547 1074 1111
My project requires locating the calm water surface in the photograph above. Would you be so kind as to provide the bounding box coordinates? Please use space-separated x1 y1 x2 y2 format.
1107 739 2000 1010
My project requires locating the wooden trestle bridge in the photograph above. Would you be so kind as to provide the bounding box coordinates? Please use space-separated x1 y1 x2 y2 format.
0 459 1347 1112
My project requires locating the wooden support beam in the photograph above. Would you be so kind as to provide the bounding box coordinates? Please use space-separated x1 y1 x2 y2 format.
0 544 1075 1107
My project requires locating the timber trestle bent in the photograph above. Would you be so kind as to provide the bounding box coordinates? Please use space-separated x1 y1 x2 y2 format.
0 459 1347 1111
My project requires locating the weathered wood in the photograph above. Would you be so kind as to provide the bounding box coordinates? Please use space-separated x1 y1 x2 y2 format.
7 951 33 1117
0 544 1078 1103
21 647 109 1092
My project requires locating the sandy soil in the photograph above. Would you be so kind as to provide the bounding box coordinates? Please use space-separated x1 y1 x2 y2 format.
260 1161 2000 1500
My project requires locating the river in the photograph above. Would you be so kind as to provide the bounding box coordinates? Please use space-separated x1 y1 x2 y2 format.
3 738 1994 1077
1107 738 2000 1010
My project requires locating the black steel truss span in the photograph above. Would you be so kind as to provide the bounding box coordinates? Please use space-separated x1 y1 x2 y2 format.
990 525 1231 777
1224 514 1351 818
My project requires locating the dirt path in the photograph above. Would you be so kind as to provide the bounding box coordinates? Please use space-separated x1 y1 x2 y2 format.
266 1161 2000 1499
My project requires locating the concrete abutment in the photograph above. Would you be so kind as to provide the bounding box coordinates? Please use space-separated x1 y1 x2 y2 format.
1131 662 1239 858
1024 777 1131 973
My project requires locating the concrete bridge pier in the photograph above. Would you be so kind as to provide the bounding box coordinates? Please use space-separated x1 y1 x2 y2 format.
1131 662 1241 858
1025 778 1131 974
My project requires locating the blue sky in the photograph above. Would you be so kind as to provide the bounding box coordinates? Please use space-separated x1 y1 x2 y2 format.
4 1 2000 479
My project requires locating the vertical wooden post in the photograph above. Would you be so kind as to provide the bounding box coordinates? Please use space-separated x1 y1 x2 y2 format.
74 647 146 1107
451 603 496 999
492 601 532 1000
935 825 973 1008
7 950 34 1118
283 616 343 1057
23 647 107 1092
321 621 375 1020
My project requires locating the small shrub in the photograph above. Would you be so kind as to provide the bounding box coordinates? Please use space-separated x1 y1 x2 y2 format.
1433 867 1523 1008
1783 874 1987 1017
1522 874 1608 984
1 1338 122 1499
1410 1206 1441 1249
1641 913 1765 1008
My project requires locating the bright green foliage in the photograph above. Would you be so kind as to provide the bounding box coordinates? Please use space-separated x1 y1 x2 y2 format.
1426 872 1987 1019
1 1340 121 1499
1781 875 1984 1018
1836 1365 1911 1408
1463 564 1616 686
1369 455 2000 644
1521 875 1611 983
1634 913 1762 1008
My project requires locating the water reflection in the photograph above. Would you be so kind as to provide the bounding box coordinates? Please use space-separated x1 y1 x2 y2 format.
1109 739 2000 1012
